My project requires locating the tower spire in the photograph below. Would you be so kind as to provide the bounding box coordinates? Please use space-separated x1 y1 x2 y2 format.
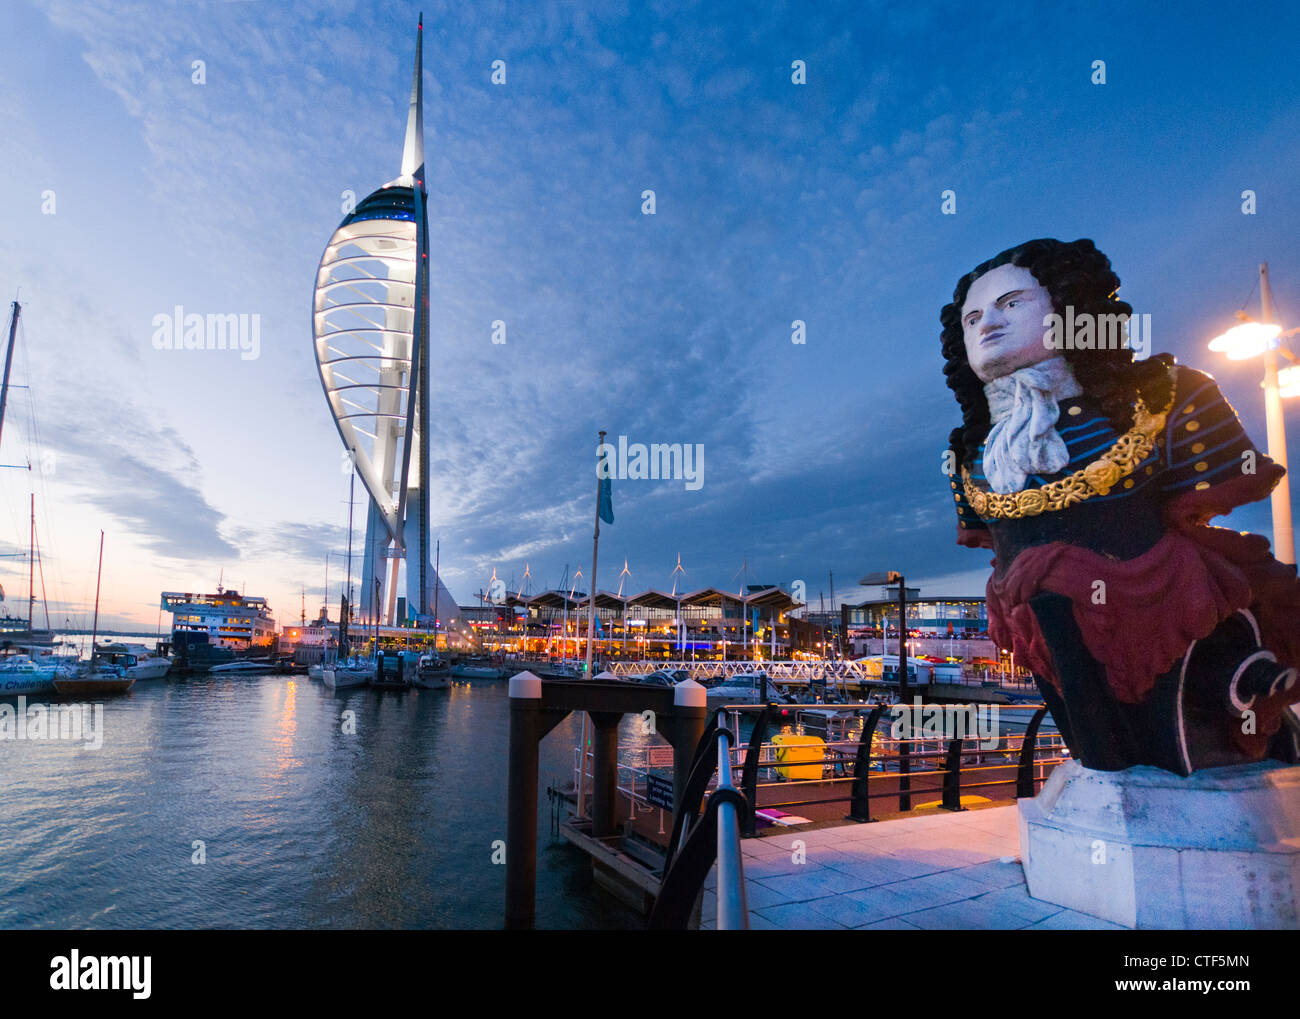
399 15 425 188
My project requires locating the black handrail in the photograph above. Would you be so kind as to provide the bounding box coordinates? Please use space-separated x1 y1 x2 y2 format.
941 735 965 811
1016 706 1051 797
740 703 773 836
848 703 888 821
661 711 721 876
648 713 749 930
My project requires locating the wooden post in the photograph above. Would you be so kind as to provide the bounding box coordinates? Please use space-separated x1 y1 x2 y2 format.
505 672 543 929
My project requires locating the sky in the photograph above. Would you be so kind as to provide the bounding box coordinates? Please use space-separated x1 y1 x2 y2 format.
0 0 1297 633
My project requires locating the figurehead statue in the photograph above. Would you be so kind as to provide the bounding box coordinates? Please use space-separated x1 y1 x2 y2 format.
942 238 1300 774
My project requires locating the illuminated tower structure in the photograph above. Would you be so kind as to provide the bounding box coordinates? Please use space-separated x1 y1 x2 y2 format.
312 17 458 627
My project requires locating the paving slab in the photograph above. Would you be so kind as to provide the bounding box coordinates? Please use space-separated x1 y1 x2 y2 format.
714 803 1124 930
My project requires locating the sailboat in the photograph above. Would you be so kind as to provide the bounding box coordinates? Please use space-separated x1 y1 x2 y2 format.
0 302 57 650
323 473 376 689
53 531 134 696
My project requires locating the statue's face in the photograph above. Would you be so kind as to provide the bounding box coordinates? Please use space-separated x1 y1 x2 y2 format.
960 263 1057 383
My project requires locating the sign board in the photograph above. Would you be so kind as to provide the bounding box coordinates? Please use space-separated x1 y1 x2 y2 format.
648 745 675 768
645 773 674 811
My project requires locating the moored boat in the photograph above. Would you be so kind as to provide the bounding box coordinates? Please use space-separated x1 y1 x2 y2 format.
93 643 172 681
450 657 505 680
324 657 374 689
706 672 783 707
53 662 134 697
0 654 57 696
209 658 275 675
413 653 451 689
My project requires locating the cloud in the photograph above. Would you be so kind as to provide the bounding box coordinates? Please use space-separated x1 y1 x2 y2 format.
43 395 237 562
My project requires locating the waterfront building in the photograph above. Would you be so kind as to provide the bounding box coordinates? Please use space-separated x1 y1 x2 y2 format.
484 585 804 660
279 608 338 650
840 586 988 637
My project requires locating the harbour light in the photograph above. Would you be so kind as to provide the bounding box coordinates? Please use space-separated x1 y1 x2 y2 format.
1208 321 1282 360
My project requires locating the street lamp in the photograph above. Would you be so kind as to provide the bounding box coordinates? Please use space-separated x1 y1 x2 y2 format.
861 569 911 809
1208 262 1299 565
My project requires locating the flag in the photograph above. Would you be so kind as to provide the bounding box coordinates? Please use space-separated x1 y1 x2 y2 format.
597 448 614 524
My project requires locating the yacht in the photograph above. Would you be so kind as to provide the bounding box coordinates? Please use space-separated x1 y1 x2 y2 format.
413 653 451 689
323 657 375 689
450 657 505 680
209 659 276 675
52 661 134 697
706 672 789 707
93 643 172 681
0 654 57 696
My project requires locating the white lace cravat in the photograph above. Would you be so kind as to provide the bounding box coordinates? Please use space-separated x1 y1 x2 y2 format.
982 357 1083 494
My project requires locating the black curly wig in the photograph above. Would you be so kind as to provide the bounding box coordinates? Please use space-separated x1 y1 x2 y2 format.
941 237 1175 469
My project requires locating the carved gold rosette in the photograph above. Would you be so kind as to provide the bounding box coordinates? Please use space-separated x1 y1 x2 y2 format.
962 397 1170 520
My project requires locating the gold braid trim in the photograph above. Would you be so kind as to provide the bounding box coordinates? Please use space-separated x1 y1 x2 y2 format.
962 396 1171 520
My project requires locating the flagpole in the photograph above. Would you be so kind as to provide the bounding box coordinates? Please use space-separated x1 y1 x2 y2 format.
585 429 605 679
576 430 606 822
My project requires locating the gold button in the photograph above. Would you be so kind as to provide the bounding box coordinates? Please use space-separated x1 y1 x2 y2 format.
1195 461 1208 472
1067 406 1082 416
1191 443 1205 454
1195 481 1210 491
1145 466 1154 475
1185 421 1200 432
1124 479 1134 489
960 522 967 528
1183 405 1196 415
954 493 961 501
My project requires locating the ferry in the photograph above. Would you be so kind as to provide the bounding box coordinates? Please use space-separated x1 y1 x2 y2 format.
161 586 277 650
161 586 276 673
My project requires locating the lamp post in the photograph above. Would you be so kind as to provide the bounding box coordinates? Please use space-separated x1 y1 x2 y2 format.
1209 263 1299 565
861 570 910 810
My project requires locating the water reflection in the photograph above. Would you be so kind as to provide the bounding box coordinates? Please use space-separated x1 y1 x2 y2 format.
0 676 639 930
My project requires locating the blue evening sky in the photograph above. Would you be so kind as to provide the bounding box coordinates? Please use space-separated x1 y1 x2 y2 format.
0 0 1297 629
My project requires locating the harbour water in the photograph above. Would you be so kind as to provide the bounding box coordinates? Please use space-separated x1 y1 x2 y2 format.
0 670 640 930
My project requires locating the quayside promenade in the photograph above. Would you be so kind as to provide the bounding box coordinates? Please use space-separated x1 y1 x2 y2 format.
700 804 1125 930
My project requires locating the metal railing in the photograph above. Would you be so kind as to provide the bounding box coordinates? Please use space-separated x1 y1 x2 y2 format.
606 659 883 683
579 703 1067 832
713 719 748 929
602 658 1037 690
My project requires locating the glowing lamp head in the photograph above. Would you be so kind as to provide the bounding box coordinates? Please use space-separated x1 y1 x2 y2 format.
1278 364 1300 400
1208 322 1282 360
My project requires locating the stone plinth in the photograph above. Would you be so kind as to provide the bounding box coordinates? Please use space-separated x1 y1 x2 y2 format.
1019 759 1300 929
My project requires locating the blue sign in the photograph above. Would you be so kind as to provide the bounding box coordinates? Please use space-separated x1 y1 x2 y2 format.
645 773 674 811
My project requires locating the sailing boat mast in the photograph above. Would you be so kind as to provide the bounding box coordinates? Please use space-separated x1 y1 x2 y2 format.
346 471 354 606
90 531 104 655
0 302 19 447
28 494 35 632
432 537 440 649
